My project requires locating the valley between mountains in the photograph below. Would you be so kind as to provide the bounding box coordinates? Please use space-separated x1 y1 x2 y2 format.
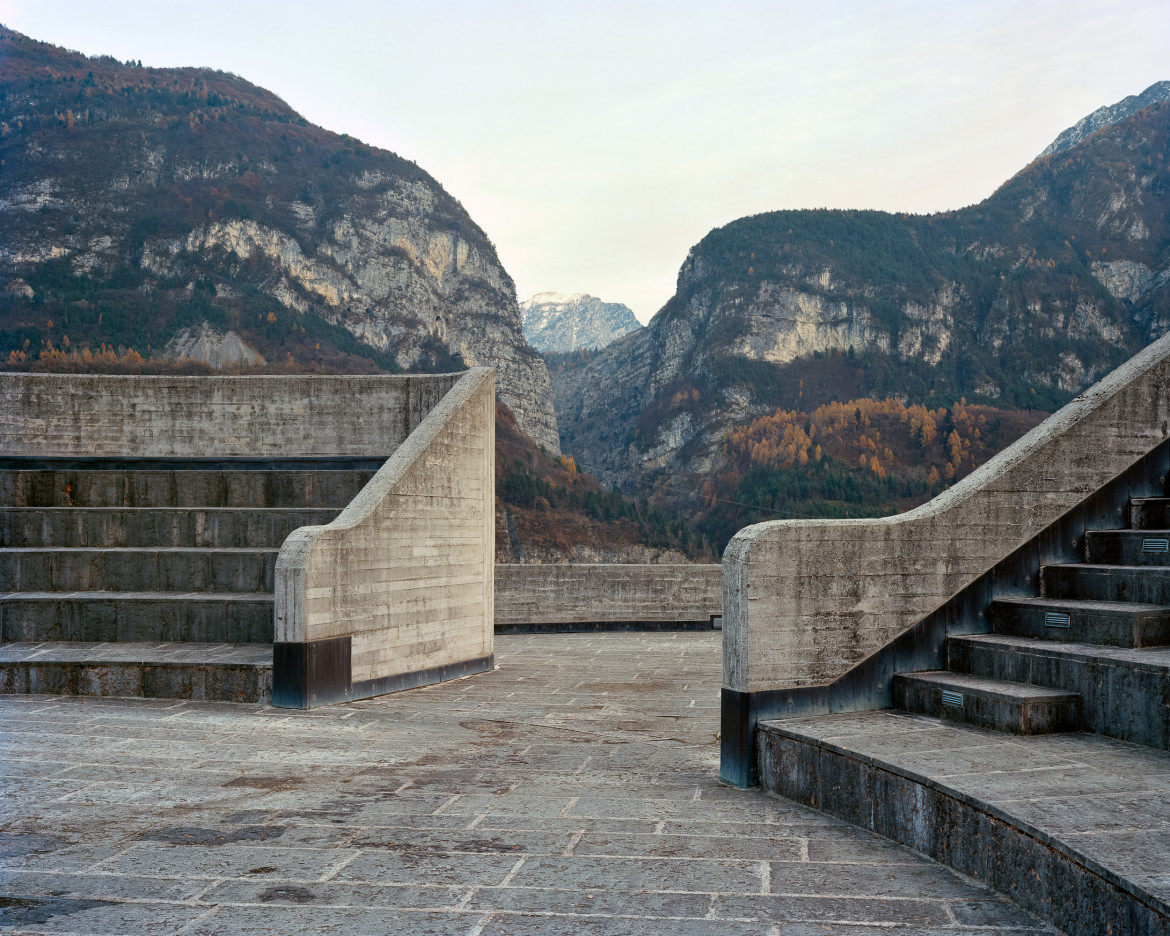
3 24 1168 556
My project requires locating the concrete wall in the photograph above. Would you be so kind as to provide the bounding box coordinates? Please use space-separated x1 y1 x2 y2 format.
724 332 1170 695
275 369 495 705
0 372 460 458
494 563 722 627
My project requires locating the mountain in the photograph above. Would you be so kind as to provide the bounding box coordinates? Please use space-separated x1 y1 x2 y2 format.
520 292 642 353
0 27 559 452
553 86 1170 498
1040 80 1170 158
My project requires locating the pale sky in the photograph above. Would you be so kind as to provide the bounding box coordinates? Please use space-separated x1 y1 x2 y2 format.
4 1 1169 322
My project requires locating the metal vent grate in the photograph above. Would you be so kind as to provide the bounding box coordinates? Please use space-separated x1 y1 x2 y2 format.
941 690 964 708
1045 611 1072 628
1142 538 1169 553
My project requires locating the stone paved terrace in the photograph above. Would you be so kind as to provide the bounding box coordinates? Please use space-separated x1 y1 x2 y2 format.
1 633 1055 935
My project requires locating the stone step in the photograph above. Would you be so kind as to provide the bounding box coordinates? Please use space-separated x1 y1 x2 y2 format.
1131 497 1170 530
948 633 1170 749
0 548 278 593
1085 529 1170 565
988 596 1170 648
0 507 338 548
756 712 1170 936
0 641 271 703
1042 563 1170 604
0 468 375 509
0 592 273 644
892 671 1080 735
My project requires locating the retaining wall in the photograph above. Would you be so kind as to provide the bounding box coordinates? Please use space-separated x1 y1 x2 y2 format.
0 372 460 459
494 563 722 630
274 368 495 707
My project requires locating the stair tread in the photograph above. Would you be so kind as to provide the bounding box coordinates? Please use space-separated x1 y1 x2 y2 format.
953 633 1170 670
1 590 274 600
897 670 1080 701
0 546 279 553
1087 528 1170 535
1045 562 1170 571
992 596 1170 613
0 640 272 664
0 506 336 512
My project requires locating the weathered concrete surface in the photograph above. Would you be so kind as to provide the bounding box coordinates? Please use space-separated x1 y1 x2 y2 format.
724 331 1170 694
275 369 495 693
0 372 459 458
0 633 1054 934
758 710 1170 936
950 633 1170 749
0 641 271 703
494 563 722 628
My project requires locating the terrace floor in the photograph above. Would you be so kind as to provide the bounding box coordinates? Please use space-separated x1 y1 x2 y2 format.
1 632 1055 935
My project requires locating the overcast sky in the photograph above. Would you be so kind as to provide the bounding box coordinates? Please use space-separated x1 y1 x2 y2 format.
3 1 1169 322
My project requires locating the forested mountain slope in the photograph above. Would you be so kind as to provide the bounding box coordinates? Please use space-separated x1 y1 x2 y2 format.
0 27 559 450
555 86 1170 495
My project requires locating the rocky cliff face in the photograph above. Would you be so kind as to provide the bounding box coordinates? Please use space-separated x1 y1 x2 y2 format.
0 27 559 451
520 292 642 352
555 88 1170 490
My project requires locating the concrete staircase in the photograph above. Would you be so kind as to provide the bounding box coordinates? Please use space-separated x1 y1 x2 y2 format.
892 490 1170 749
0 463 375 703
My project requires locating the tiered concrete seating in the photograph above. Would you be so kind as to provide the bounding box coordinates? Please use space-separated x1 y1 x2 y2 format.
0 464 375 702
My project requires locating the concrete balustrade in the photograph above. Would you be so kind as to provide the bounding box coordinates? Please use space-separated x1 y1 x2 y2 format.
722 332 1170 784
273 369 495 707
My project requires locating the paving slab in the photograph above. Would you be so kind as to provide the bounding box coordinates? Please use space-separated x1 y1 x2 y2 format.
1 633 1056 934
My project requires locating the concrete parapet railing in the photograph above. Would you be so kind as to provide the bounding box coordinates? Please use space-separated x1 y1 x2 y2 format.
273 368 495 708
494 563 721 631
0 372 459 459
722 332 1170 783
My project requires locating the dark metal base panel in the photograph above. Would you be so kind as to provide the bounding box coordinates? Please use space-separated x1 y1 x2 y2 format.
273 636 493 709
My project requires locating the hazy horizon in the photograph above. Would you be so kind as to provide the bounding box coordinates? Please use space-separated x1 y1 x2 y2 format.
3 0 1168 323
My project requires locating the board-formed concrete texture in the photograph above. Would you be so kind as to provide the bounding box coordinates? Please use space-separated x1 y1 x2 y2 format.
0 372 460 458
0 633 1056 935
273 369 495 708
723 331 1170 700
494 563 722 631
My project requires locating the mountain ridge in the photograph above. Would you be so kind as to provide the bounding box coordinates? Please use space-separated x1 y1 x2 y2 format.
520 291 642 353
0 26 560 451
553 85 1170 501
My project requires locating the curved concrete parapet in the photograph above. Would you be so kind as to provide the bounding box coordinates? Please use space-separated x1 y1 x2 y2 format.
722 332 1170 784
273 368 495 708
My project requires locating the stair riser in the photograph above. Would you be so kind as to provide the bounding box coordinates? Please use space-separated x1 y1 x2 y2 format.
0 661 271 703
988 602 1170 649
893 676 1079 735
0 470 374 509
0 598 273 643
0 551 277 593
1042 566 1170 604
949 639 1170 750
1131 499 1170 529
1084 532 1170 565
0 509 337 548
